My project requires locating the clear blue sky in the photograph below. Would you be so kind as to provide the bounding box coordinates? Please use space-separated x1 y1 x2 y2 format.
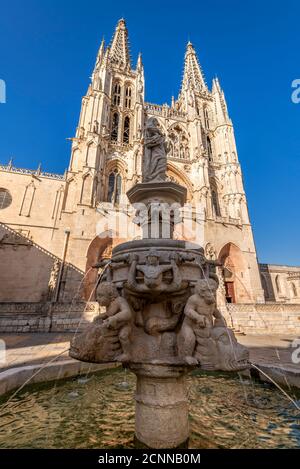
0 0 299 265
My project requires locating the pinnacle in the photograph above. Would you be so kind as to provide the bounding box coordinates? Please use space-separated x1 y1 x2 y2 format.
109 18 131 68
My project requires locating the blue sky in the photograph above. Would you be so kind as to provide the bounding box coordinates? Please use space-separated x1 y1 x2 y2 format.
0 0 299 265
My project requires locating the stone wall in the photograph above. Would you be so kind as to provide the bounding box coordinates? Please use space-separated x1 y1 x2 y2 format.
1 301 300 336
0 223 84 303
0 302 99 333
222 303 300 335
260 264 300 304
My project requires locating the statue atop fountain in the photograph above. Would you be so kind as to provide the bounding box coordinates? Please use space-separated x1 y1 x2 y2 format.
143 117 168 183
70 116 249 449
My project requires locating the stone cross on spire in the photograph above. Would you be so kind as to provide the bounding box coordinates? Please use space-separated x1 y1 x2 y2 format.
181 42 206 93
109 18 131 69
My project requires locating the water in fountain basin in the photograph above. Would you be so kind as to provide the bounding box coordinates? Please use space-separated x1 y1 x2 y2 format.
0 367 299 449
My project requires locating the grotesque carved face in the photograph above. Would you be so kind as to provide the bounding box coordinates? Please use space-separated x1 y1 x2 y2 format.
146 249 160 266
195 324 249 372
147 255 159 266
210 326 249 371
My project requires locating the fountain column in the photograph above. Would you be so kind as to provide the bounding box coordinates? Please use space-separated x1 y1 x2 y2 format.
131 364 189 449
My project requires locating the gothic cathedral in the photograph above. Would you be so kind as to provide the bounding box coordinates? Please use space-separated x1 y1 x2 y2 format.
0 19 266 305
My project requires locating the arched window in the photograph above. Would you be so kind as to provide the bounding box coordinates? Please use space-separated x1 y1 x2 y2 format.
113 83 121 106
204 107 209 129
107 171 122 204
0 188 12 209
125 86 132 109
168 126 189 160
180 145 184 159
211 188 221 217
115 173 122 204
261 274 269 300
111 113 119 141
123 116 130 144
207 137 213 161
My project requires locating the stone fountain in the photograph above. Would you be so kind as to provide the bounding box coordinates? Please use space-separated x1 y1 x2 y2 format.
70 117 249 449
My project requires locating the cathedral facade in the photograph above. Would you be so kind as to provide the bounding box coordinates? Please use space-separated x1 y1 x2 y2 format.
0 19 298 307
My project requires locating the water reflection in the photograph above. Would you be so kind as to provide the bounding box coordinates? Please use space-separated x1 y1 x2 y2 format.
0 368 299 449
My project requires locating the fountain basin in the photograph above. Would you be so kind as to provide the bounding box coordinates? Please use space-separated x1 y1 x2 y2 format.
0 367 299 449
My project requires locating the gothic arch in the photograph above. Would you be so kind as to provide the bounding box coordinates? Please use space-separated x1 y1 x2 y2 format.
70 146 80 171
290 282 298 298
275 274 283 294
104 159 127 203
260 273 270 300
83 233 124 300
166 162 193 201
167 123 189 160
63 176 77 212
167 122 189 138
105 158 127 177
83 234 113 301
218 242 250 303
124 82 134 109
209 177 222 217
85 140 97 167
19 181 37 217
80 172 94 206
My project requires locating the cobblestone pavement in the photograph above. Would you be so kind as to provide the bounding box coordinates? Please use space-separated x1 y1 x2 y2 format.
0 332 299 373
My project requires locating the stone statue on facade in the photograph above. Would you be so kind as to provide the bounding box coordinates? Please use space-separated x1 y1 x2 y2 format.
143 117 168 182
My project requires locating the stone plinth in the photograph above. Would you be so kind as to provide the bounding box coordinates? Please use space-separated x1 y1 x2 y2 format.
127 181 187 206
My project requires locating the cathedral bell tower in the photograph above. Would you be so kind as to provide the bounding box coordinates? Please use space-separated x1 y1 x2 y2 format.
62 18 145 213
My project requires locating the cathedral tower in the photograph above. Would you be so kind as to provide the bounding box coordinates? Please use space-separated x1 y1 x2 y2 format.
58 19 264 304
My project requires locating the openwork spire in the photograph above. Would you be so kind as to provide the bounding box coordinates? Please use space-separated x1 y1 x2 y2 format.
181 42 206 93
109 18 131 69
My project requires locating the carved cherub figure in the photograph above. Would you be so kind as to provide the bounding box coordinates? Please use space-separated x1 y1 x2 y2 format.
97 282 133 362
178 278 225 365
127 249 183 293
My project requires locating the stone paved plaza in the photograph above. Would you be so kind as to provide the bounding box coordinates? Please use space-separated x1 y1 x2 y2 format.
1 332 299 374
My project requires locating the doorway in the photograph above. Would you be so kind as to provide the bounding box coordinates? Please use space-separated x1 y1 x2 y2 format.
225 281 236 303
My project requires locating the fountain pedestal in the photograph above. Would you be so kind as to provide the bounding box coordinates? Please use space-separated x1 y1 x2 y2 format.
130 364 189 449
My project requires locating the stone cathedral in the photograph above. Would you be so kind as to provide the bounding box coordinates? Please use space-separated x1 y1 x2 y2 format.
0 19 299 316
